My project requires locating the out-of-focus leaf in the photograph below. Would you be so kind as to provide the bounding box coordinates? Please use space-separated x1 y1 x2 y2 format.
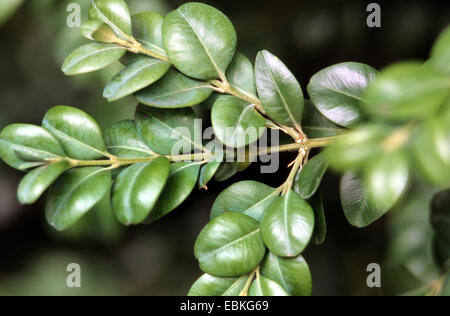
211 181 278 221
428 25 450 75
162 2 237 80
255 50 304 130
307 62 377 127
194 212 266 277
311 193 326 245
0 0 23 27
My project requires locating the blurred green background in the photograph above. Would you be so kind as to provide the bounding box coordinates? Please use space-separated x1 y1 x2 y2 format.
0 0 448 296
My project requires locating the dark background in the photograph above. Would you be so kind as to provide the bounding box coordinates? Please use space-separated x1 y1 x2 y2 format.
0 0 448 295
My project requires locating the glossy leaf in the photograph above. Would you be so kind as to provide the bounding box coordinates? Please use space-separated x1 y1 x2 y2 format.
428 25 450 75
46 167 112 231
0 124 65 170
162 2 237 80
227 52 257 99
261 252 312 296
43 106 109 160
325 125 386 172
212 96 266 148
363 62 448 121
135 105 201 155
412 117 450 188
255 50 304 130
302 100 345 139
89 0 132 39
307 62 377 127
363 151 409 214
248 276 289 296
260 191 315 257
112 157 170 225
103 57 170 101
198 149 223 190
311 194 327 245
211 181 278 221
132 12 166 55
194 212 266 277
188 274 247 296
104 120 154 158
294 152 329 199
81 20 116 43
17 161 70 204
62 43 126 76
147 162 200 223
340 171 400 228
136 69 213 108
214 162 240 182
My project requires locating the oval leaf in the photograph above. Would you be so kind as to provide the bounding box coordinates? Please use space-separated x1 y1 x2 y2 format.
227 52 257 99
307 62 377 127
211 181 278 221
0 124 65 170
46 167 112 231
112 157 170 225
198 148 224 190
17 161 70 204
255 50 304 130
103 57 170 101
162 2 237 80
363 62 448 121
311 194 327 245
62 43 126 76
261 252 312 296
136 69 213 108
81 20 116 42
248 276 289 296
302 100 345 139
260 191 315 257
212 96 266 148
294 152 329 199
132 12 166 55
147 161 200 223
194 212 266 277
89 0 132 39
188 274 247 296
104 120 155 158
428 25 450 75
43 106 109 160
135 105 202 155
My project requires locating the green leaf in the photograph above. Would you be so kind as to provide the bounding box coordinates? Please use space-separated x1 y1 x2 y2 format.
227 52 257 99
43 106 109 160
62 43 126 76
46 167 112 231
135 105 202 155
255 50 304 130
261 252 312 296
0 124 65 170
363 62 448 121
294 152 329 199
302 100 345 139
431 190 450 245
103 57 170 101
136 69 213 108
428 25 450 75
198 148 223 190
260 191 315 257
0 0 23 27
132 12 166 54
188 274 247 296
324 125 386 172
81 20 116 43
162 2 237 80
311 194 327 245
212 96 266 148
412 116 450 188
214 162 239 181
307 62 377 127
211 181 278 221
104 120 155 158
194 212 266 277
17 161 70 204
147 162 200 223
112 157 170 225
248 276 289 296
340 171 402 228
363 151 409 214
89 0 132 39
